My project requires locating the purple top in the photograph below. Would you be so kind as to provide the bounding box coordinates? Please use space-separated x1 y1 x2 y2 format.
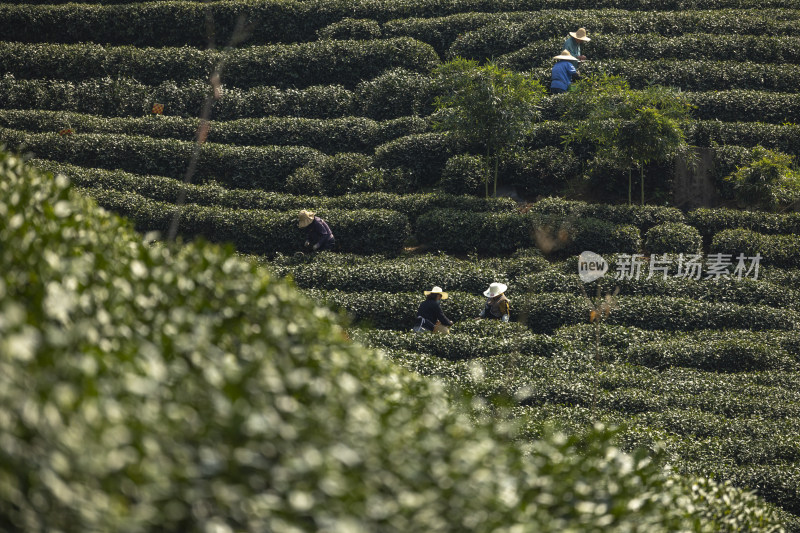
307 216 334 247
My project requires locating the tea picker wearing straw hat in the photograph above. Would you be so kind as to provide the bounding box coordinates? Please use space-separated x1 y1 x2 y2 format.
298 209 335 252
477 282 510 323
564 27 590 66
413 286 453 333
550 49 581 95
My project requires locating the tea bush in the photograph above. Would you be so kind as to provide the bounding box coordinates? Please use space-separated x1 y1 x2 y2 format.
625 338 797 372
440 153 486 196
0 39 441 89
350 328 561 360
277 253 508 294
0 126 324 191
0 109 430 154
485 33 800 67
447 9 799 61
711 228 800 269
688 207 800 240
83 187 411 255
34 159 517 226
517 270 800 311
317 17 382 40
302 288 484 330
521 293 798 333
354 67 438 119
644 222 703 255
502 146 580 197
416 209 641 256
0 75 362 119
373 132 463 186
528 197 685 231
504 58 800 92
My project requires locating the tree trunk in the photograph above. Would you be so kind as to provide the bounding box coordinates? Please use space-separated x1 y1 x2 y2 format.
485 146 491 198
628 168 632 205
493 154 499 197
640 165 645 205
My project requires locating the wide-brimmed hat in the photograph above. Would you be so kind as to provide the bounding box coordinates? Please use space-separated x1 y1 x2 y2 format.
298 209 315 228
553 49 578 61
569 27 591 42
484 282 508 298
424 286 449 299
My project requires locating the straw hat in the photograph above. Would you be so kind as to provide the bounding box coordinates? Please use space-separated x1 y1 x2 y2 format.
298 209 315 228
553 49 578 61
484 282 507 298
569 27 591 42
424 286 449 299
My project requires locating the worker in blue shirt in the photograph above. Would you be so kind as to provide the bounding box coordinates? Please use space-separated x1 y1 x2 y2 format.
550 50 581 94
564 27 590 67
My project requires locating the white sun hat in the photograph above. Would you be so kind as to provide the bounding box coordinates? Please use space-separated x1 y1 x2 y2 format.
424 286 449 299
569 27 591 42
553 49 578 61
484 282 508 298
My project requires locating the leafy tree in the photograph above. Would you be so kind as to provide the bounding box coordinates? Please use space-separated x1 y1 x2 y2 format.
725 145 800 211
564 74 693 205
432 58 546 197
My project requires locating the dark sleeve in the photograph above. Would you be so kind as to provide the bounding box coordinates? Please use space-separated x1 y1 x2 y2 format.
307 218 332 245
435 303 452 327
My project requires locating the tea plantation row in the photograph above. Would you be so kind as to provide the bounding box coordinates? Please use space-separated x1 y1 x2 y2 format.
2 2 797 47
3 75 798 123
3 110 799 156
3 40 800 94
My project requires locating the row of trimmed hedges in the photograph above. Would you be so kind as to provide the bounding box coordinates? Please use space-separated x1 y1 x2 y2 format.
33 159 517 228
507 59 800 93
350 328 561 360
0 39 440 89
2 1 795 43
415 210 641 255
711 229 800 269
518 270 799 311
528 197 685 231
453 33 800 66
304 289 799 333
0 109 429 154
268 250 549 294
374 123 800 188
526 120 800 155
83 187 411 255
3 73 798 125
449 17 799 60
0 69 436 122
529 293 799 333
555 324 800 356
0 126 323 191
688 207 800 240
542 89 800 125
625 338 798 372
